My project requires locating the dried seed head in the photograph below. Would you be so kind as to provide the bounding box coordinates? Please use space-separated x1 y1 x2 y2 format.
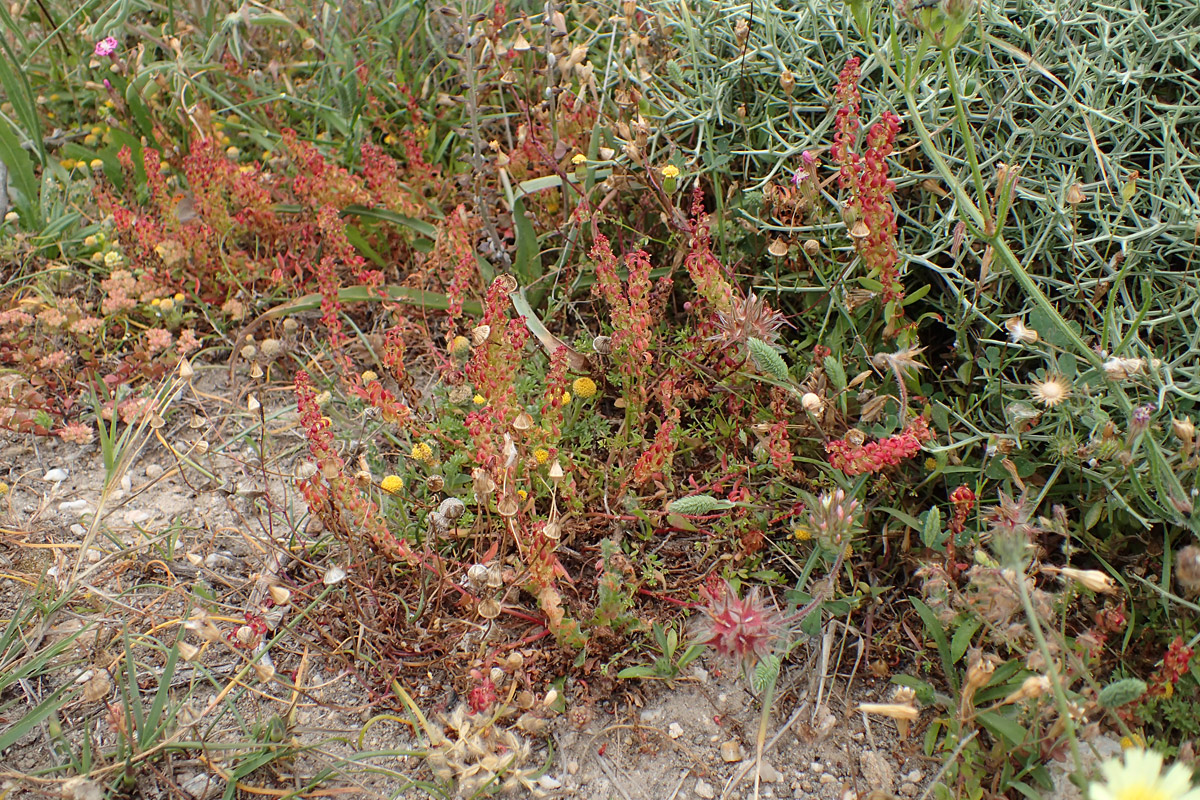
427 511 450 532
438 497 466 520
179 358 194 379
467 563 489 589
512 411 534 432
472 468 496 496
768 238 789 258
497 496 519 517
1005 317 1039 344
478 597 501 620
1003 674 1051 705
471 325 492 346
1173 417 1195 448
426 474 445 493
177 641 200 661
1047 566 1117 594
803 239 821 257
1176 545 1200 594
593 335 612 354
850 220 870 239
512 32 531 51
268 585 291 605
1029 375 1072 408
249 362 264 379
965 650 1000 692
260 338 283 359
801 392 823 414
779 69 795 95
548 460 565 482
734 17 749 44
1066 183 1086 205
241 343 257 360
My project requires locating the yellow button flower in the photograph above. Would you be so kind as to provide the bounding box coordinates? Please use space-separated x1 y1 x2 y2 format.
411 442 434 464
561 391 572 404
661 164 680 179
381 475 404 495
571 153 587 165
533 448 550 464
473 394 486 405
572 377 597 399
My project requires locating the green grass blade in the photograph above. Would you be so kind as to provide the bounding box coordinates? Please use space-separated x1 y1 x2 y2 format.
0 682 78 751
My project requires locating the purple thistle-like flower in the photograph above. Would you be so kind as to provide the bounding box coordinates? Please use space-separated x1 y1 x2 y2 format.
94 36 119 57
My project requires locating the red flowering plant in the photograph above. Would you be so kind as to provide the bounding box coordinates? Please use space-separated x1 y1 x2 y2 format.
829 57 906 331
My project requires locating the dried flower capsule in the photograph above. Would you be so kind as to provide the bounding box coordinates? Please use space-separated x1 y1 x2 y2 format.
438 497 466 520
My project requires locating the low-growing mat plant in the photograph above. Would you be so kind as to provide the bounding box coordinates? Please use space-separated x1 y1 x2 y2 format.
3 0 1200 797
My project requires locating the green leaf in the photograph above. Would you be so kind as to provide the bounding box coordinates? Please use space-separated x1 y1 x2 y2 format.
341 204 438 239
748 338 789 381
824 354 847 391
921 506 944 550
950 616 982 664
265 284 483 320
976 709 1029 746
0 119 38 223
512 196 542 289
0 682 79 751
1097 678 1147 708
911 597 958 692
667 494 736 515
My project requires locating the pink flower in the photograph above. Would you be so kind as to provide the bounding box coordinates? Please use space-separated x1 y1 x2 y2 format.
56 421 95 446
697 579 784 672
826 418 932 476
144 327 173 354
94 36 119 57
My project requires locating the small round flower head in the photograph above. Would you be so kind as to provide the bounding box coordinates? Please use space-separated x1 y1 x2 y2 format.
1029 375 1071 407
473 394 486 405
660 164 680 179
533 448 550 465
411 442 435 464
697 580 783 673
572 377 597 399
380 475 404 495
1087 748 1200 800
561 391 572 404
94 36 119 57
571 153 587 165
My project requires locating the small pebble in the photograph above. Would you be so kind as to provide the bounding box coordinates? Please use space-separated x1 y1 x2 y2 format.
720 740 743 763
819 773 836 785
899 782 918 797
87 549 102 563
59 499 90 513
566 761 578 775
537 775 562 791
694 778 716 799
125 509 151 524
70 524 86 536
810 762 824 774
668 722 684 739
905 770 924 783
755 761 783 782
43 468 69 482
145 464 164 480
